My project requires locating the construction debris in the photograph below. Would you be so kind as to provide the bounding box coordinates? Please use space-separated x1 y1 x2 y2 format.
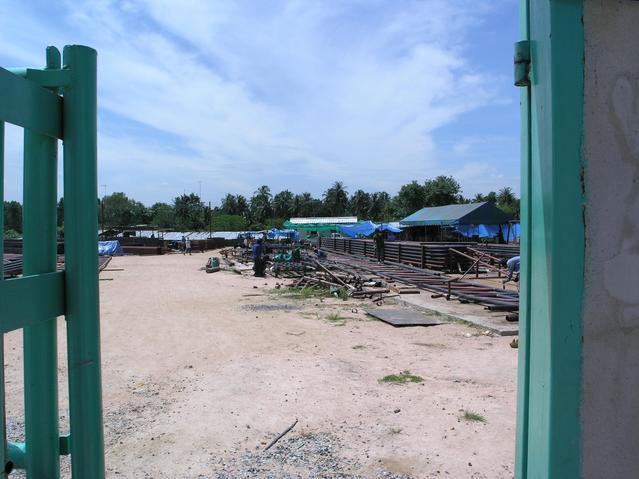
218 242 519 313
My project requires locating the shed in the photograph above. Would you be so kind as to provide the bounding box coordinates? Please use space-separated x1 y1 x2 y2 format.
400 202 512 227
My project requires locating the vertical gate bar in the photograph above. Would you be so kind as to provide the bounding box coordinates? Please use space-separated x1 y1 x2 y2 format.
0 335 6 479
22 47 61 477
515 2 532 476
62 45 105 478
0 120 9 478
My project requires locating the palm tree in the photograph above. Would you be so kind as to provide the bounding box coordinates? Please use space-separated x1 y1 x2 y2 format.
323 181 349 216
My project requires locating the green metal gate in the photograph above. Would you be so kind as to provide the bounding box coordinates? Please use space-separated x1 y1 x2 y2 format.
516 1 585 477
0 45 104 478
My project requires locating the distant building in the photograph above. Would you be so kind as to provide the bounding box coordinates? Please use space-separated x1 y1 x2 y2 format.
400 202 513 242
283 216 358 237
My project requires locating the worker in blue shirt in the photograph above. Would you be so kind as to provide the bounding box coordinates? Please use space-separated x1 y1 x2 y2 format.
501 255 521 283
252 238 265 277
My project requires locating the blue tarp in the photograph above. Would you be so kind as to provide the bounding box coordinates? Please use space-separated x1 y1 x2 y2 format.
378 223 402 233
454 223 521 241
338 221 402 238
506 223 521 242
267 228 301 241
98 240 123 256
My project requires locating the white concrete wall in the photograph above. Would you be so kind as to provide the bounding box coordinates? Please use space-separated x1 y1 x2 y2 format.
582 1 639 477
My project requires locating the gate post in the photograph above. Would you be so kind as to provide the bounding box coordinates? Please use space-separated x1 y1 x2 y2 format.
0 121 7 478
62 45 105 478
515 1 585 476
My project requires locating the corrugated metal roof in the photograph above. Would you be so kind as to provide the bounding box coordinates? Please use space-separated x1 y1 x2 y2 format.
162 232 191 241
162 231 264 241
136 230 158 238
211 231 242 240
289 216 357 225
188 232 210 240
400 202 512 226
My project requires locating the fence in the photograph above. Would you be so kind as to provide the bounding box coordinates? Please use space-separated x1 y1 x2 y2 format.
0 46 104 477
318 237 519 272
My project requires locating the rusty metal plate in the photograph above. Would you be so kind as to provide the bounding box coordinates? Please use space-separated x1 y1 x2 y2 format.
365 308 444 327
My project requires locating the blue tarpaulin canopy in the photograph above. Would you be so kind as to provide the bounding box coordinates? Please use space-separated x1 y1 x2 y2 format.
378 223 402 233
338 221 402 238
454 223 521 241
98 240 123 256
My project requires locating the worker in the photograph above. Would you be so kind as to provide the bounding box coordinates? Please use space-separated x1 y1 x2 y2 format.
185 238 192 255
374 229 385 263
502 255 521 282
252 238 265 277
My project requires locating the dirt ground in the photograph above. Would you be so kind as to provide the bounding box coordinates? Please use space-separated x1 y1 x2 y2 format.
4 252 517 478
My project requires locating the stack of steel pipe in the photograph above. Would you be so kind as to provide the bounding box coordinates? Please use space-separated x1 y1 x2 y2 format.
472 243 520 259
323 251 519 311
319 237 480 271
2 254 113 278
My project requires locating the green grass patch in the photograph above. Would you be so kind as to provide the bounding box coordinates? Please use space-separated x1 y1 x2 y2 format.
379 370 424 385
270 286 330 300
336 288 350 301
325 312 347 326
461 410 486 423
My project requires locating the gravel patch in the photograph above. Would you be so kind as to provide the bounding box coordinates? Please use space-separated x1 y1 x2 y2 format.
209 432 413 479
242 303 301 312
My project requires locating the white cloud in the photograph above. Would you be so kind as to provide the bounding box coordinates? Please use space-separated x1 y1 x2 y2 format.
0 0 515 204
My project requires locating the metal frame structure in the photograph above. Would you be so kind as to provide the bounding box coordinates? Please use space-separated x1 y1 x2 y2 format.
0 45 104 478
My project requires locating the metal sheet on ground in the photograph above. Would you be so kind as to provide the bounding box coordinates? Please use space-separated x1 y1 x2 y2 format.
365 308 444 327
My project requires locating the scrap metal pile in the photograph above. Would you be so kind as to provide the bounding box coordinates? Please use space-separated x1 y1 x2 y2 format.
282 256 394 301
218 246 255 273
218 243 518 311
218 245 395 300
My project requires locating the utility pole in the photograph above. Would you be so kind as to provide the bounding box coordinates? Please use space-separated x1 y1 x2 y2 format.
198 180 202 199
208 201 212 239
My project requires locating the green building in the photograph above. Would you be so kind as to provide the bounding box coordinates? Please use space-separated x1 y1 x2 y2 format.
283 216 358 238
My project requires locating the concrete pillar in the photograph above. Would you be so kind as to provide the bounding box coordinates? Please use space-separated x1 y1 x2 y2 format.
582 1 639 477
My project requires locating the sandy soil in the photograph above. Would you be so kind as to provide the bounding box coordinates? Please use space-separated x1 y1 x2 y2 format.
3 252 517 478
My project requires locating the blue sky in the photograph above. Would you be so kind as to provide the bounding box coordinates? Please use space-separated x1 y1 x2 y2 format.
0 0 520 206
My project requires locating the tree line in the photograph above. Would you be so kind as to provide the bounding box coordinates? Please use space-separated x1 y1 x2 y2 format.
3 175 519 235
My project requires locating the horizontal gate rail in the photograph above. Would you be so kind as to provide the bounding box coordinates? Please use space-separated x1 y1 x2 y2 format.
0 272 65 333
0 67 62 138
